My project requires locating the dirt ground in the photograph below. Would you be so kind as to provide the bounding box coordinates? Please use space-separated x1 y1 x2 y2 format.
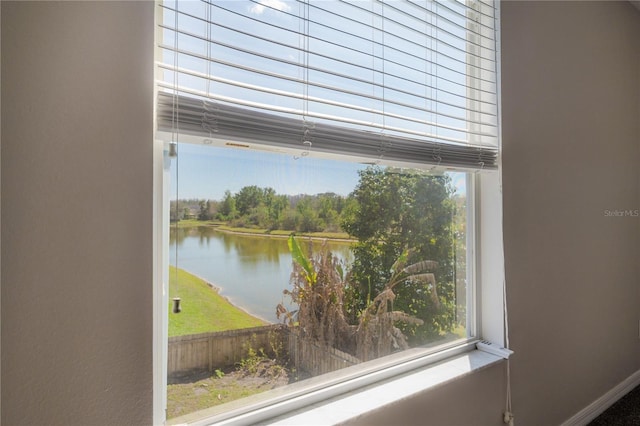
167 360 293 420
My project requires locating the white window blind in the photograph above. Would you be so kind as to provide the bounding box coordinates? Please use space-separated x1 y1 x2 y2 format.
156 0 499 170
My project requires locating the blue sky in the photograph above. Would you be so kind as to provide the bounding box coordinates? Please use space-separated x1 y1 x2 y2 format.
170 143 367 200
170 143 466 201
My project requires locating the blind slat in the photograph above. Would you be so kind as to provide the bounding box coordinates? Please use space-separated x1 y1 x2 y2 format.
159 25 498 98
157 82 498 146
161 3 498 83
157 92 497 170
157 60 498 129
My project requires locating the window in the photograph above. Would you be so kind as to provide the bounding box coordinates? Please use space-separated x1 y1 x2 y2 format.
154 0 502 424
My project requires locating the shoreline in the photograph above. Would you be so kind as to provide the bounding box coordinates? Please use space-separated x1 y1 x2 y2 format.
214 227 356 244
169 266 272 325
172 221 357 244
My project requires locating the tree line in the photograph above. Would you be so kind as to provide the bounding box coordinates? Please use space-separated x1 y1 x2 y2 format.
171 187 354 233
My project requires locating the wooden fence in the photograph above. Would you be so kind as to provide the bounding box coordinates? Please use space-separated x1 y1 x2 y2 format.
286 330 361 376
167 325 360 377
167 324 283 377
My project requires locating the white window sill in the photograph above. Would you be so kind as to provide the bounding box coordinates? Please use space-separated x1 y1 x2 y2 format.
265 350 504 425
172 345 504 426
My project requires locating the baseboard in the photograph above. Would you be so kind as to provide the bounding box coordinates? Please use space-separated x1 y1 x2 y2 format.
562 369 640 426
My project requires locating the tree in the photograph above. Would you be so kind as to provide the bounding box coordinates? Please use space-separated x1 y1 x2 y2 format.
217 190 237 220
317 193 341 232
296 196 321 232
341 166 456 342
266 193 288 229
198 200 213 221
235 185 264 216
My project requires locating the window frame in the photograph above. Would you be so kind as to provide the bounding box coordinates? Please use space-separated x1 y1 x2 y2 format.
152 144 505 425
152 0 506 423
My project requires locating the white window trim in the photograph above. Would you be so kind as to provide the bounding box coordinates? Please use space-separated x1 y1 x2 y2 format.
265 350 504 426
152 160 506 426
153 142 171 426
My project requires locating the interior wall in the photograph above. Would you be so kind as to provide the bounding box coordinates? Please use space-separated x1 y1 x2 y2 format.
501 1 640 425
1 2 154 425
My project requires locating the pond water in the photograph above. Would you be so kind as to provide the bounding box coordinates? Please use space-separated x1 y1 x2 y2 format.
169 227 353 323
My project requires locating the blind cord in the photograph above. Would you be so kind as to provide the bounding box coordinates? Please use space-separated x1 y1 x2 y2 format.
379 1 387 163
493 0 513 420
501 176 514 426
171 1 180 292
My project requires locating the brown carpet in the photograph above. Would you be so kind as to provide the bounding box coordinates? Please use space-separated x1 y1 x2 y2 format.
588 385 640 425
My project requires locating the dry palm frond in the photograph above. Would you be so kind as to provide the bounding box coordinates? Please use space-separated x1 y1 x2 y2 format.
355 249 438 361
403 260 438 275
279 237 354 354
405 272 440 308
387 311 424 325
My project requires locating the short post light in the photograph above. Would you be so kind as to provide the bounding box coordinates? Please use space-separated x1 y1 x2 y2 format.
172 297 182 314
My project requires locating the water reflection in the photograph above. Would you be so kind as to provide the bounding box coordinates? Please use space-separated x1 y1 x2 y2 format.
169 227 353 323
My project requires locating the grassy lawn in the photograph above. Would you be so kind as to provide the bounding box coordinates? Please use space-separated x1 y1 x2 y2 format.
169 266 266 337
170 219 222 228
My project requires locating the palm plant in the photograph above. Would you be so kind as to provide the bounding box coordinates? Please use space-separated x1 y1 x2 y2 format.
278 236 440 363
276 236 354 353
355 251 439 361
